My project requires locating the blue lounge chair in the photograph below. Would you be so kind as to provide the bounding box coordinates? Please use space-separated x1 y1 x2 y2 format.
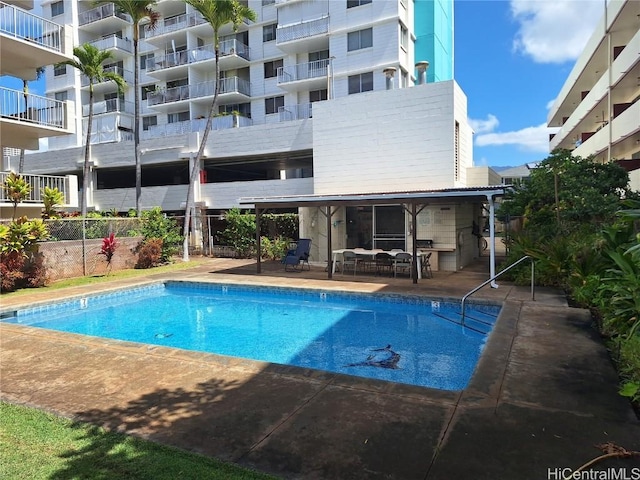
283 238 312 271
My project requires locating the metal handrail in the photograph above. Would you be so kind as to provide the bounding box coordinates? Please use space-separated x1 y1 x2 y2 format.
461 255 535 325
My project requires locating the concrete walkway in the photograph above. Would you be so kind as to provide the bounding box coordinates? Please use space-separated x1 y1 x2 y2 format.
1 258 639 479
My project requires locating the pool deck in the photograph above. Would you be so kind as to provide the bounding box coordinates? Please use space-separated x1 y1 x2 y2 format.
1 257 639 479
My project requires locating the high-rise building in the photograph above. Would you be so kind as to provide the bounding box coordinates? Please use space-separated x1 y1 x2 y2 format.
547 0 640 190
0 0 78 217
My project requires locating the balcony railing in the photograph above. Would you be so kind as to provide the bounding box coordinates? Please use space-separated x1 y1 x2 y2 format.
82 98 133 117
142 11 207 39
0 0 63 52
147 40 250 72
0 171 74 205
278 103 312 122
0 87 66 129
89 34 132 54
146 77 251 106
276 16 329 44
278 59 329 84
81 66 133 87
140 115 252 140
78 3 130 26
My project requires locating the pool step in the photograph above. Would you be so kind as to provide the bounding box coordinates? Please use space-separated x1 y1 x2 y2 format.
432 312 491 335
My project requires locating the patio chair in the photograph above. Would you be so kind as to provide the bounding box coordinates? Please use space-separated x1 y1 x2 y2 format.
393 252 412 277
282 238 312 272
375 252 393 276
341 250 359 276
421 252 433 279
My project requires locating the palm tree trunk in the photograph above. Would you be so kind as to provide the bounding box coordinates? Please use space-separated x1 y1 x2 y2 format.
182 40 221 261
83 87 94 218
133 32 142 217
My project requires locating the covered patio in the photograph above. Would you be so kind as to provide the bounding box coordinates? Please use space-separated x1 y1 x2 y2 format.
240 186 510 284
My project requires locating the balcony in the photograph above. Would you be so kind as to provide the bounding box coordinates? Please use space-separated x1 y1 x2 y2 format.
276 16 329 53
0 87 73 150
147 40 250 81
78 3 131 35
278 103 312 122
277 59 329 91
82 98 133 117
83 113 134 145
140 115 252 140
0 172 78 208
141 11 207 41
81 66 133 93
89 34 133 58
146 77 251 113
0 0 72 79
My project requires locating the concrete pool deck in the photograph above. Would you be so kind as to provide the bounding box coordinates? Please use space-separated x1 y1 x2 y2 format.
1 257 639 479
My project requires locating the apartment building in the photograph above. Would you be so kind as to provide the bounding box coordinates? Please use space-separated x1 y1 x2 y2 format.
547 0 640 190
0 0 78 218
18 0 461 213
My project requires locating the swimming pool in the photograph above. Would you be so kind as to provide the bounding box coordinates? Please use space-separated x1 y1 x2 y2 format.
1 281 501 391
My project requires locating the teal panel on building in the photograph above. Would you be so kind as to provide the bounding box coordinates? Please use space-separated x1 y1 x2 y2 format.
414 0 454 83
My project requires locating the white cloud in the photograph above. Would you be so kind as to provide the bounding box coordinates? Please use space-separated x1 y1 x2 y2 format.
469 114 499 134
475 123 555 153
510 0 605 64
546 97 557 110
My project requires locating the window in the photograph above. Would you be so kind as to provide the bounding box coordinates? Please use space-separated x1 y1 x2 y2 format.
51 1 64 16
309 50 329 62
142 116 157 131
265 96 284 114
263 23 277 42
168 111 189 123
347 28 373 51
54 91 68 102
141 85 156 101
400 24 408 50
348 72 373 94
400 68 408 88
310 89 327 102
140 53 154 70
53 64 66 77
347 0 371 8
264 59 283 79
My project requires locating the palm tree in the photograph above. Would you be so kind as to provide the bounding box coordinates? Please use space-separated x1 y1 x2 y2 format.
182 0 256 261
57 44 126 217
95 0 159 217
18 66 45 173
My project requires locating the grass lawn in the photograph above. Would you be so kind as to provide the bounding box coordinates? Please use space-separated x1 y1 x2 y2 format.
0 402 277 480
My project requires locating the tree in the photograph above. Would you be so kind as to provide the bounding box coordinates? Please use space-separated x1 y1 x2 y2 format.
3 173 30 220
57 44 126 217
95 0 159 217
19 66 45 173
181 0 257 261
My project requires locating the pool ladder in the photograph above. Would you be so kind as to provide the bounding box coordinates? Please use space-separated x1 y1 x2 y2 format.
460 255 535 326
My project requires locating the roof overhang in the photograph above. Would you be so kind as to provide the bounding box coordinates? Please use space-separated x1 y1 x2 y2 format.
239 186 512 209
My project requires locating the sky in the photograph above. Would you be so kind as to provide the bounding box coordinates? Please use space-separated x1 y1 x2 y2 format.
455 0 607 168
2 0 607 168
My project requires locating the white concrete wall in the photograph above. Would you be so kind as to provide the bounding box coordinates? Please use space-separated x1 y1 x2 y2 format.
312 80 470 195
466 166 502 187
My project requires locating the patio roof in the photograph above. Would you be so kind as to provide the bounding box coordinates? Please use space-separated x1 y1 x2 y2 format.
239 185 512 284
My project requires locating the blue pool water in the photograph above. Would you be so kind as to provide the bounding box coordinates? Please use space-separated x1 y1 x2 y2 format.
1 282 500 391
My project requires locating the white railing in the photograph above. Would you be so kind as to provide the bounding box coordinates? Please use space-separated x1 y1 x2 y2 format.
89 34 132 54
81 66 133 87
146 77 251 106
82 98 133 117
278 58 329 84
141 115 252 139
142 11 206 39
277 15 329 44
78 3 130 26
0 0 63 52
0 87 66 129
147 39 250 72
278 103 312 122
0 172 73 205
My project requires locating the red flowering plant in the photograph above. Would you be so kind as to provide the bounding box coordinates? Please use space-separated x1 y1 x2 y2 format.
99 233 118 271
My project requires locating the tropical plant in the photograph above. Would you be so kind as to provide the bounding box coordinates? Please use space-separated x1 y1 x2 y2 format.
220 208 256 258
260 236 292 261
19 66 45 173
0 217 50 292
42 186 64 219
99 233 118 270
140 207 182 262
181 0 257 260
56 44 126 218
3 172 30 220
95 0 159 217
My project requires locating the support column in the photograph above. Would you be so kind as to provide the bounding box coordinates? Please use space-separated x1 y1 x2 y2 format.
326 205 333 279
411 202 418 284
255 207 262 274
488 195 498 288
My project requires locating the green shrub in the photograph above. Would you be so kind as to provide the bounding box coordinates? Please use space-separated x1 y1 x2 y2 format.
140 207 182 262
136 238 163 269
260 236 292 260
221 208 256 258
